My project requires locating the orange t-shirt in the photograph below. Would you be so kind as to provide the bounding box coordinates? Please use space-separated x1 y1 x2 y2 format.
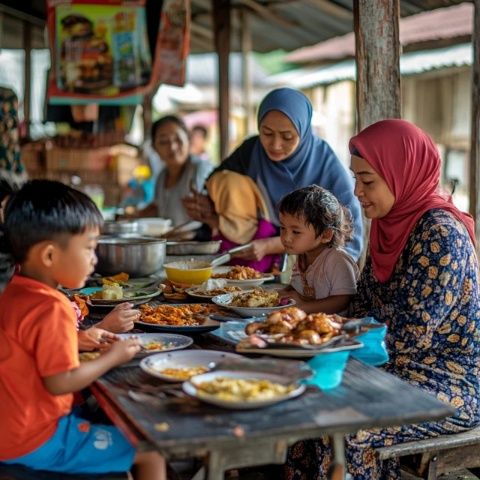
0 275 80 460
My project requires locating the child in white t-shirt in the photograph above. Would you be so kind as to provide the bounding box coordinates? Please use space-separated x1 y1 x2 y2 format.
279 185 359 314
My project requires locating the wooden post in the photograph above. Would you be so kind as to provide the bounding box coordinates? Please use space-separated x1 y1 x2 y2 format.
354 0 401 131
143 91 154 142
470 0 480 247
212 0 230 160
241 8 254 136
23 20 31 138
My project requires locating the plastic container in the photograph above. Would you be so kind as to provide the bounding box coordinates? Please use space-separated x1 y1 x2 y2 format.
137 218 172 237
351 320 389 366
303 350 351 390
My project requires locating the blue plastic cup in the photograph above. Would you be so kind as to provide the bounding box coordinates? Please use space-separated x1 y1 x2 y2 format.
351 321 389 366
303 350 350 390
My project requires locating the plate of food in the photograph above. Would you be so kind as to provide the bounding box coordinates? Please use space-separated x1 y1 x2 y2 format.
85 285 162 306
186 285 245 300
211 266 275 287
236 307 363 358
182 370 305 409
89 273 159 289
140 350 242 382
212 289 295 317
116 333 193 357
135 303 222 333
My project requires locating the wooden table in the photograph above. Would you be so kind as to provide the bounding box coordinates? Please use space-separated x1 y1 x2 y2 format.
91 357 454 480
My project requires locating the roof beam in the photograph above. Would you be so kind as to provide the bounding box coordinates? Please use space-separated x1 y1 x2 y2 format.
191 32 212 50
304 0 352 21
191 21 214 40
238 0 297 30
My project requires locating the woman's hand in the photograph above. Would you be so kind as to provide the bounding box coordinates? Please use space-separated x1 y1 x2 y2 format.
96 302 139 333
181 189 219 230
78 327 118 352
233 237 285 261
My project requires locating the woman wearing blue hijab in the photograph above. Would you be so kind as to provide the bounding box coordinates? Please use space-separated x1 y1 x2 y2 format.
183 87 363 261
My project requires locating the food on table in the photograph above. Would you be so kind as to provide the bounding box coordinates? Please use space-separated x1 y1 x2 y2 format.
79 351 101 362
141 341 170 351
91 283 123 300
192 286 242 297
162 279 190 301
230 289 279 308
157 366 209 380
192 377 296 401
245 307 343 346
102 272 129 286
139 303 221 326
212 266 263 280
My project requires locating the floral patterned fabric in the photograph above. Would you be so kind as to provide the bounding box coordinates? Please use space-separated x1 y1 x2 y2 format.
285 209 480 480
0 87 23 174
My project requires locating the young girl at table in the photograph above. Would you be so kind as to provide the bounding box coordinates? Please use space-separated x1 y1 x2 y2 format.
0 180 165 479
278 185 359 314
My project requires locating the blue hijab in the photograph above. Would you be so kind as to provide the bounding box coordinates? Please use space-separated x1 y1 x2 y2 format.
248 88 344 217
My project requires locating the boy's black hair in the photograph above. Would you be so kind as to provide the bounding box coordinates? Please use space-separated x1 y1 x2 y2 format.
278 185 353 248
151 115 189 142
2 180 103 263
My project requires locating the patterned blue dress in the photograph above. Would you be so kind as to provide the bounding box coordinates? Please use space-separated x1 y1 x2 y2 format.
285 209 480 480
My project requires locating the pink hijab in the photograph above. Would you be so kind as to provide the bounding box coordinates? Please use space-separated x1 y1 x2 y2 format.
349 119 475 283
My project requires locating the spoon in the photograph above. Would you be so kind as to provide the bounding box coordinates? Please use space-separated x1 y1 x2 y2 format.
209 243 253 268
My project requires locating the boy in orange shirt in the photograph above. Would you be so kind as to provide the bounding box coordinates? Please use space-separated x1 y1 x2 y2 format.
0 180 165 479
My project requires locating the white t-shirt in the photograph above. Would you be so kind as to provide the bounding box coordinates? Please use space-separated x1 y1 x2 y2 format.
290 248 359 300
155 157 213 226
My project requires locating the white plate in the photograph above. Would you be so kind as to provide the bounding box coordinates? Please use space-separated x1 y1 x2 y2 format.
212 293 296 318
212 267 275 287
87 287 162 306
135 317 221 334
186 287 251 300
182 370 305 409
236 338 363 358
117 333 193 357
140 350 242 382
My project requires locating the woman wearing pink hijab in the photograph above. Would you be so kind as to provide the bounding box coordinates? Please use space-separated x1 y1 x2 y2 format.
285 120 480 479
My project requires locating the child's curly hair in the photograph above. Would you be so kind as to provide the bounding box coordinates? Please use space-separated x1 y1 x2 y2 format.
278 185 353 248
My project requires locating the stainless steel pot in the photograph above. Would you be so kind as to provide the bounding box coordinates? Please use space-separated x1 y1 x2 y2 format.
96 235 166 277
102 220 139 235
166 240 221 255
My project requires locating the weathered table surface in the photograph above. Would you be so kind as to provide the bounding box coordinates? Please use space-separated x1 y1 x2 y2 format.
92 356 454 480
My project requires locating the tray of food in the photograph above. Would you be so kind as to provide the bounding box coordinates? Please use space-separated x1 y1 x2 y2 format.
236 307 363 358
135 303 223 333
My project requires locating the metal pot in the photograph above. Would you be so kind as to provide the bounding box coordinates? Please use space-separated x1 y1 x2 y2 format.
102 220 139 235
166 240 221 255
96 235 166 277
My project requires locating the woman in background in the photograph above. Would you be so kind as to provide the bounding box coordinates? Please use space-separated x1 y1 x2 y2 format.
183 88 363 262
138 115 212 226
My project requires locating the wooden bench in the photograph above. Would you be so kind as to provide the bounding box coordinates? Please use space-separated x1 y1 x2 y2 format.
0 464 130 480
376 426 480 479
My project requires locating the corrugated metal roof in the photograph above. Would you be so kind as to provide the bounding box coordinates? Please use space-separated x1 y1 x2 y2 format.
285 2 473 63
0 0 471 54
271 43 472 88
